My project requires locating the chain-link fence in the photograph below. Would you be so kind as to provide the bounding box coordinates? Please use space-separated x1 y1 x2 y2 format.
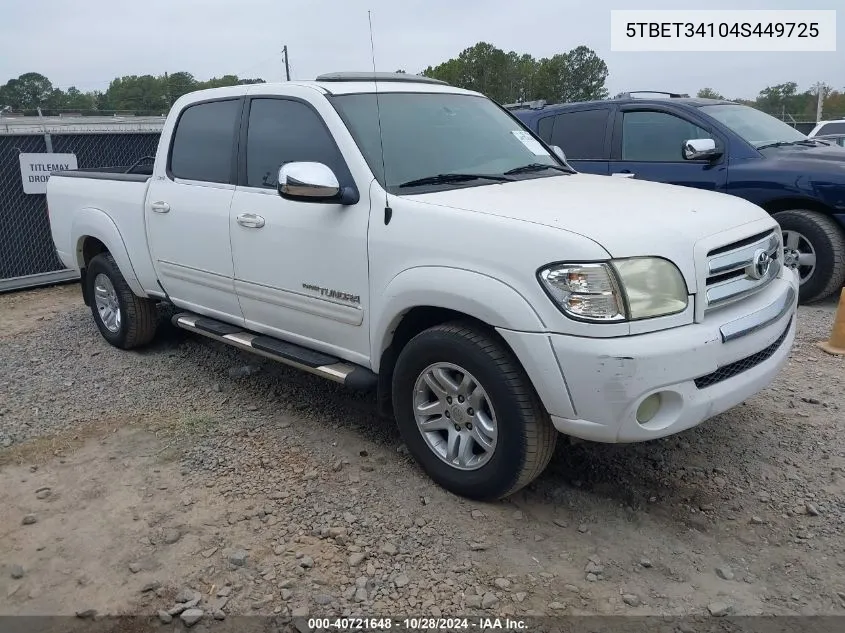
0 122 162 291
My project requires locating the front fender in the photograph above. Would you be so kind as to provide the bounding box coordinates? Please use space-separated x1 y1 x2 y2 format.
371 266 546 370
72 207 147 298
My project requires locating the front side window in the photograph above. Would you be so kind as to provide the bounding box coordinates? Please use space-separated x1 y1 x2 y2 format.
330 92 565 193
245 98 345 189
622 111 713 162
551 109 610 160
170 99 240 183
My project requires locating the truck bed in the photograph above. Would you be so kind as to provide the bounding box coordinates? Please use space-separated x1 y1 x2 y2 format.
46 168 158 295
51 156 156 181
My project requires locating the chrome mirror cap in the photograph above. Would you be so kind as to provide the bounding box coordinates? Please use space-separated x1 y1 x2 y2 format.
683 138 720 160
278 162 341 201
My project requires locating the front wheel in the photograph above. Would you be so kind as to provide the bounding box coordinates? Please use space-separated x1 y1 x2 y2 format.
775 209 845 303
392 322 556 500
86 252 159 349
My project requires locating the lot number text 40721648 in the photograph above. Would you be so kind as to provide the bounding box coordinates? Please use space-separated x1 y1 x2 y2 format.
304 617 528 631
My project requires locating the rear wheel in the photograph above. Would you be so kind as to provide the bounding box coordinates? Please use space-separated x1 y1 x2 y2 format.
86 253 158 349
775 209 845 304
392 321 556 500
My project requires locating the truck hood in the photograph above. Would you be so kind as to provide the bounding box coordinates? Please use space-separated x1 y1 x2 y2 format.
758 141 845 168
408 173 777 291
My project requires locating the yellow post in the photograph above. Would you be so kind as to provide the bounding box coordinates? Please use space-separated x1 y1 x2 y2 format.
818 288 845 355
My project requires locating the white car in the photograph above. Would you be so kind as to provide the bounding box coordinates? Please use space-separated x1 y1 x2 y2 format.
46 72 800 500
808 119 845 138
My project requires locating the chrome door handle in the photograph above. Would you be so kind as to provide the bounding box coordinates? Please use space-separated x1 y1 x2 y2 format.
611 172 635 178
236 213 265 228
150 201 170 213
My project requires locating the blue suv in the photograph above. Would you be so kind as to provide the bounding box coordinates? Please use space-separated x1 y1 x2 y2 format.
510 93 845 304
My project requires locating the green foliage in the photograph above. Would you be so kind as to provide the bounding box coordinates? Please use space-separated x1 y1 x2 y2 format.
0 71 265 115
1 58 842 122
422 42 608 104
696 87 724 100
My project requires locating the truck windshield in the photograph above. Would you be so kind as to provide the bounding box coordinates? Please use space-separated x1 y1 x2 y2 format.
700 104 807 149
329 92 567 193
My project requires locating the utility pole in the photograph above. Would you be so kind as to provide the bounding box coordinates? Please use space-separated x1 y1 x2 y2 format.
283 45 291 81
812 81 827 123
164 71 171 107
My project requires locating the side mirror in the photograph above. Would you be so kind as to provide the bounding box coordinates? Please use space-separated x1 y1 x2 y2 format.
278 162 357 204
683 138 720 161
551 145 566 161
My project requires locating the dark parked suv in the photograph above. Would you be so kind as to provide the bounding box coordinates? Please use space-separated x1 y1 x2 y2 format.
511 93 845 303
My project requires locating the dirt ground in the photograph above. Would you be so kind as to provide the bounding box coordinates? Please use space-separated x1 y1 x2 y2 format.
1 284 844 623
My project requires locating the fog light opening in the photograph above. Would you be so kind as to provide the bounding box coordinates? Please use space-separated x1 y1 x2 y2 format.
636 393 662 424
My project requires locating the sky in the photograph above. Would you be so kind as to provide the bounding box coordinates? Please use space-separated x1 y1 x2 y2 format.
0 0 841 99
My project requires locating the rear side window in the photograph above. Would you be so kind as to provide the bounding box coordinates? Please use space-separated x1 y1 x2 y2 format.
622 110 712 161
245 98 345 189
550 109 610 159
817 122 845 135
170 99 240 183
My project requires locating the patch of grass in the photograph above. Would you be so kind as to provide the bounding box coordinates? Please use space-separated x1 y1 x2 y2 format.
150 412 221 463
0 415 144 467
179 413 219 435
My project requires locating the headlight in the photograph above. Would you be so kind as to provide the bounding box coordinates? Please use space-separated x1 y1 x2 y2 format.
538 258 688 322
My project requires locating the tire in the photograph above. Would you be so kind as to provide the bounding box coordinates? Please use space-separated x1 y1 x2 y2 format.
774 209 845 304
86 252 158 349
392 321 556 500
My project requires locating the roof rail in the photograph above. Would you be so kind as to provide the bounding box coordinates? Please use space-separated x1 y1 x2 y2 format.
315 72 448 85
616 91 689 99
502 100 547 111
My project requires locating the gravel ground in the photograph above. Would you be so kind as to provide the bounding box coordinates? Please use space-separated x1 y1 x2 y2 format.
1 284 844 623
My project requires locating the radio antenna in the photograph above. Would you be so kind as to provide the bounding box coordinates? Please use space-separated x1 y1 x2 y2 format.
368 10 392 224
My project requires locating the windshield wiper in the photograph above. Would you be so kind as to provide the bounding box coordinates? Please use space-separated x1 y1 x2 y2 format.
755 141 794 150
398 173 513 188
504 163 574 175
756 139 823 150
795 138 830 146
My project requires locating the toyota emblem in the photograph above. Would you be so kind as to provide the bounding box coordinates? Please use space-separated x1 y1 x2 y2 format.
749 249 771 280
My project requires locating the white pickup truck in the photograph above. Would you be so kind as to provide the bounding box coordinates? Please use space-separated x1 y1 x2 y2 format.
48 72 799 500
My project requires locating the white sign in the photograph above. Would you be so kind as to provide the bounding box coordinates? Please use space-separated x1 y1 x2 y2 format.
19 153 78 195
511 130 549 156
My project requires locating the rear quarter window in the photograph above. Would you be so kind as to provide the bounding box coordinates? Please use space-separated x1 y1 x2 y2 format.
817 122 845 136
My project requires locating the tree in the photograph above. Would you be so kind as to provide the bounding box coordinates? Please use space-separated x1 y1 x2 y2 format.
697 87 724 99
422 42 608 104
63 87 96 112
754 82 814 119
0 72 53 110
557 46 609 102
104 75 168 113
165 71 197 105
824 89 845 119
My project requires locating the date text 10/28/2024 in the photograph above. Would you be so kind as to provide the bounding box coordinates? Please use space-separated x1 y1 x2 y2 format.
305 617 528 631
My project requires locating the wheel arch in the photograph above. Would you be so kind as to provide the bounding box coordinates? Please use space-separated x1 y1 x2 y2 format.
72 207 147 299
762 197 834 216
372 267 547 417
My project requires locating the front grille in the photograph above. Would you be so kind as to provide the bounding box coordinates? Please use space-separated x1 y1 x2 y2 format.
705 230 781 310
694 318 792 389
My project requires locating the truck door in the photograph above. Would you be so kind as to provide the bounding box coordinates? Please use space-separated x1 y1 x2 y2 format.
228 96 371 364
608 107 728 191
145 97 244 323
